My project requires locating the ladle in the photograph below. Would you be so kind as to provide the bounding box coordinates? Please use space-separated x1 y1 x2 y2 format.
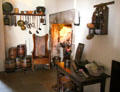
28 16 32 34
29 29 32 34
25 16 28 25
31 16 35 27
36 16 39 34
14 16 17 26
39 16 41 30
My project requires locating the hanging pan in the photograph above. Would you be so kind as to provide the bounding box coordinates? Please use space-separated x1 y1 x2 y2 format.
17 16 25 27
2 2 13 14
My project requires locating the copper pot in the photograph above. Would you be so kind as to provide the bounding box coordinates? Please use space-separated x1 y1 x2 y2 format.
21 25 26 30
17 16 25 27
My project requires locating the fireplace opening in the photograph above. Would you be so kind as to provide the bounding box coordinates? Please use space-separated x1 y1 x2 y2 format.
51 24 72 61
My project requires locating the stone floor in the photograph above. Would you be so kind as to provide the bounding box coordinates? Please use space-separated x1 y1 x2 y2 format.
0 70 57 92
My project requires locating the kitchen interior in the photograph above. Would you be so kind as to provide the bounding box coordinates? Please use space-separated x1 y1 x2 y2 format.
0 0 120 92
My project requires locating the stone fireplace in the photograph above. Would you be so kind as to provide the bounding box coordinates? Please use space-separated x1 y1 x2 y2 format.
49 9 76 61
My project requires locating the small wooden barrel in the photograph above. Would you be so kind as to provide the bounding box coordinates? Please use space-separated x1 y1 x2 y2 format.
8 47 17 59
21 56 32 70
16 57 22 69
5 59 16 72
17 44 26 58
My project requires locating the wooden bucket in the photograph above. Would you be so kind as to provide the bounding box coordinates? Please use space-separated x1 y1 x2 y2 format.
17 44 26 58
8 47 17 59
5 59 16 72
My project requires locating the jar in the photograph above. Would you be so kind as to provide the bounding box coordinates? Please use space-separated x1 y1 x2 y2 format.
14 8 19 13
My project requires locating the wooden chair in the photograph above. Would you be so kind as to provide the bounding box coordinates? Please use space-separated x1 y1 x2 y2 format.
74 43 84 65
72 43 84 71
32 34 50 71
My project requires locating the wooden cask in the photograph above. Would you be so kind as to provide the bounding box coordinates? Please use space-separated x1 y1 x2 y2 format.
8 47 17 59
17 44 26 58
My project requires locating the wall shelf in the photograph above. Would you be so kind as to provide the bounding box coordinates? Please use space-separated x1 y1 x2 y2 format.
4 13 45 16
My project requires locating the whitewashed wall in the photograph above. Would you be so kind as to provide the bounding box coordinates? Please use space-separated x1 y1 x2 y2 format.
74 0 120 92
56 0 74 12
75 0 119 73
45 0 57 14
0 1 5 71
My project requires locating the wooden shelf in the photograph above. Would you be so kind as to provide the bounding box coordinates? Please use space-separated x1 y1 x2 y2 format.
4 13 45 16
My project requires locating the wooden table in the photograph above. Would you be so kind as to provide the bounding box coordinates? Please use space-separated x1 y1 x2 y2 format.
55 62 110 92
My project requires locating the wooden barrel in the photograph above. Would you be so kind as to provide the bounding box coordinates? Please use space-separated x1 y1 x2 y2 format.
5 59 16 72
17 44 26 58
21 56 32 70
8 47 17 59
16 57 21 69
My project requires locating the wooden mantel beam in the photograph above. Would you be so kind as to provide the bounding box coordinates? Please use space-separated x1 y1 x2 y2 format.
94 1 115 8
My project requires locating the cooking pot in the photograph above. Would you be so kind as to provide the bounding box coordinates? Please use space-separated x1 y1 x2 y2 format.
2 2 13 14
36 6 45 14
17 20 25 26
21 25 26 30
17 16 25 26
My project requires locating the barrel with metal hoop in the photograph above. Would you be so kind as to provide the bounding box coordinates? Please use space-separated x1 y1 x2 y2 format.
8 47 17 59
17 44 26 58
21 56 32 70
5 58 16 72
16 57 22 69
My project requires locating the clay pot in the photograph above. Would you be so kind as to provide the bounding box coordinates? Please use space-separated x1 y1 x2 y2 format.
87 23 95 29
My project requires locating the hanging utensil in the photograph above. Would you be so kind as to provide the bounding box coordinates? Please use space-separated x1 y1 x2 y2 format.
40 16 44 23
29 29 32 34
36 16 39 34
2 2 13 14
20 16 26 31
4 15 10 25
17 16 25 27
28 16 32 34
14 16 17 26
27 16 30 28
43 16 46 25
10 15 14 26
25 16 28 25
21 25 26 30
21 16 26 31
39 16 41 30
31 16 35 27
11 15 16 26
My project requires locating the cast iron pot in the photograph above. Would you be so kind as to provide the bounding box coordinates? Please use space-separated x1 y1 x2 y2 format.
36 6 45 14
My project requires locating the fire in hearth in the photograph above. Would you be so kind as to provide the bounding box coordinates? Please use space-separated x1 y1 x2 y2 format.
51 24 72 61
